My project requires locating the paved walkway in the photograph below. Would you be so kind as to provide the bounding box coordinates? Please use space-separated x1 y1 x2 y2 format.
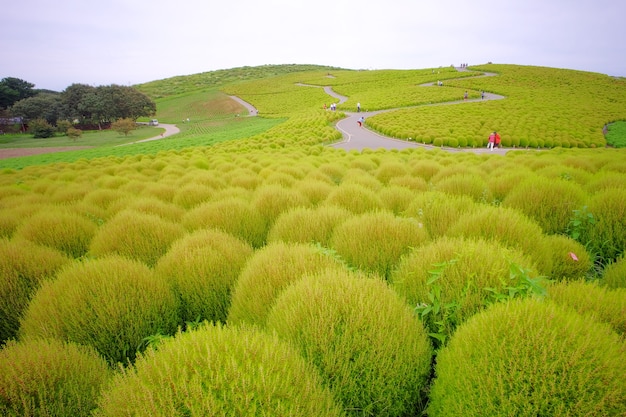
323 68 510 154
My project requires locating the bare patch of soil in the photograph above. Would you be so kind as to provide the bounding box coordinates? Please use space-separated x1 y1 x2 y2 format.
0 146 94 160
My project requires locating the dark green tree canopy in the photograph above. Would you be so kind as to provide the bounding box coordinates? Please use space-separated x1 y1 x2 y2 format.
0 77 36 109
10 93 64 125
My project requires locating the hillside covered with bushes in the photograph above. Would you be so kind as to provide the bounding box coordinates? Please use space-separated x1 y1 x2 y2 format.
1 63 626 416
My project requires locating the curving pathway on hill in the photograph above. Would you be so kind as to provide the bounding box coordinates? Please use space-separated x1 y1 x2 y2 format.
320 68 510 154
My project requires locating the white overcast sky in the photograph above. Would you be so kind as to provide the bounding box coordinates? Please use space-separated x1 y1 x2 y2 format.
2 0 624 91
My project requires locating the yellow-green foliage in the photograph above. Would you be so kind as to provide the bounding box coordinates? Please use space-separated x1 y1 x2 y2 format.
0 339 111 417
542 235 591 280
94 323 344 417
0 238 70 343
155 229 253 324
266 269 433 417
403 191 479 238
447 205 553 275
251 183 310 225
323 183 384 214
14 206 97 258
428 299 626 416
267 205 352 246
88 209 184 267
182 197 267 248
433 172 492 202
547 280 626 337
330 211 430 279
19 256 180 364
369 64 626 148
392 237 538 339
602 257 626 289
227 242 344 327
502 176 587 234
587 187 626 262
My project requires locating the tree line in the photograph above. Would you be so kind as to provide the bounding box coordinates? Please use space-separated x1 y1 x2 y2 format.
0 77 156 134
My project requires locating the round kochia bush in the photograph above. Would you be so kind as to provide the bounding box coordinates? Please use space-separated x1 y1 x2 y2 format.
88 209 184 267
154 229 253 324
19 256 180 364
227 242 344 327
330 210 429 279
0 238 70 344
547 280 626 337
94 323 344 417
391 236 540 346
428 299 626 416
266 269 433 417
0 338 112 417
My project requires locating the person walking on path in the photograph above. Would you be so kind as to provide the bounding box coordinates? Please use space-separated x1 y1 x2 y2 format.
488 132 496 150
357 102 361 112
464 91 468 100
494 131 501 148
357 116 365 127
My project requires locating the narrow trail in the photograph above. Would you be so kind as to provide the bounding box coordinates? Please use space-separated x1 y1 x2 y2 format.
302 68 511 154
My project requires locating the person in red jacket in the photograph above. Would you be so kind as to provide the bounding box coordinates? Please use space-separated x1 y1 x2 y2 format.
494 131 501 148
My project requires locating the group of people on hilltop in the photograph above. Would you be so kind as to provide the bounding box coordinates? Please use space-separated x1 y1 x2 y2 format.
488 131 501 150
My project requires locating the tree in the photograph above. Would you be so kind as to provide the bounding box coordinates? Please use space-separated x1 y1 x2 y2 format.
111 118 136 136
10 93 64 125
62 83 96 123
0 77 36 109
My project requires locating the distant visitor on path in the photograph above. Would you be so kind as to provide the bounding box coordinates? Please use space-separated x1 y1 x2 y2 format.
357 102 361 112
494 131 501 148
464 91 468 100
358 116 365 127
481 91 485 100
488 132 496 150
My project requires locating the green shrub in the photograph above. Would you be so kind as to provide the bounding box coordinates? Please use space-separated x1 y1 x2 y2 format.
602 256 626 289
251 184 310 226
403 191 479 238
19 256 180 364
29 118 55 138
409 159 443 181
227 242 344 327
378 184 418 214
266 269 432 417
542 234 592 280
267 205 352 246
89 209 184 267
330 211 429 279
447 205 553 275
433 173 492 202
374 161 409 184
391 236 541 347
0 339 112 417
323 183 384 214
295 179 334 205
428 299 626 416
340 168 383 191
155 229 253 325
502 177 587 234
0 238 70 344
14 207 97 258
182 197 267 248
587 188 626 264
547 280 626 337
94 323 344 417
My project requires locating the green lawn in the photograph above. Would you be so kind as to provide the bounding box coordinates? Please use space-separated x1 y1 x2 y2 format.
0 125 164 149
606 120 626 147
